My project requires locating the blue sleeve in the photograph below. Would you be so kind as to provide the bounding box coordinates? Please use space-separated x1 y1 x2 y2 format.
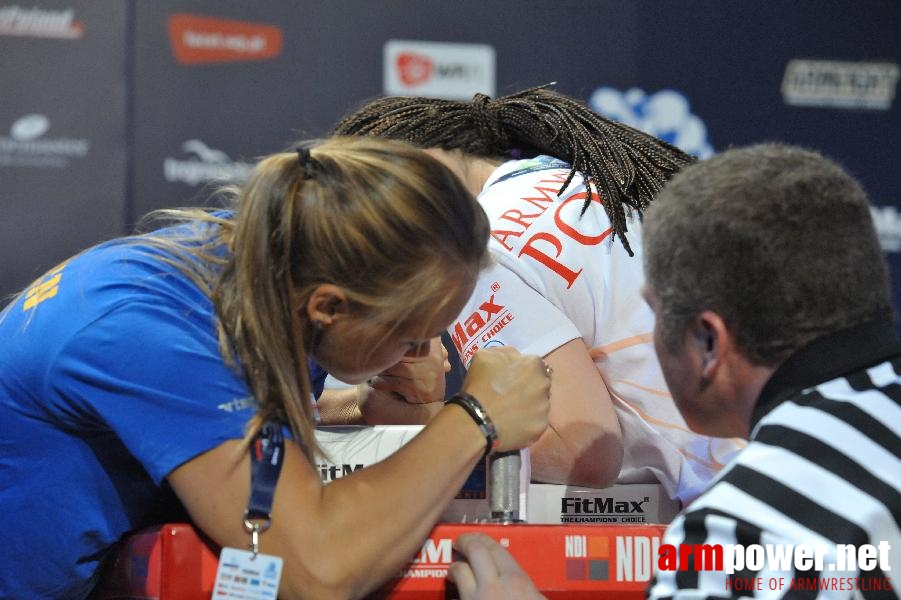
49 300 255 484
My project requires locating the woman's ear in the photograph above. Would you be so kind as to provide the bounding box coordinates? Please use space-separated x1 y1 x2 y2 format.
305 284 349 327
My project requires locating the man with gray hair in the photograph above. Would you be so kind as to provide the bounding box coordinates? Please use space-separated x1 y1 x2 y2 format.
643 143 900 597
448 143 901 599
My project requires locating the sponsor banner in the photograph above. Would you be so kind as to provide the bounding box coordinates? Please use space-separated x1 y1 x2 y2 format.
314 427 683 527
528 483 679 525
96 521 666 599
589 87 714 158
314 425 529 522
314 425 423 482
0 4 83 38
871 205 901 253
782 59 900 110
89 521 901 598
167 13 283 65
383 39 495 100
0 113 90 168
163 139 255 186
382 523 667 597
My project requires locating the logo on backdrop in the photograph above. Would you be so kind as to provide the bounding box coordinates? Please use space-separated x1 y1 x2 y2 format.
383 39 495 100
588 87 714 159
163 139 254 186
167 13 283 65
782 60 899 110
870 205 901 254
0 5 84 38
0 113 90 167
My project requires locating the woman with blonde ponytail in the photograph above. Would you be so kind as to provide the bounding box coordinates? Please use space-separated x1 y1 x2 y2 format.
0 136 551 599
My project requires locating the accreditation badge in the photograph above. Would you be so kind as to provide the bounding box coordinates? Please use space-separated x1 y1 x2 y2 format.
212 547 283 599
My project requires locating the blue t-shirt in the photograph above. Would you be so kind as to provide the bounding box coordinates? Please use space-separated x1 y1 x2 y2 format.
0 231 318 598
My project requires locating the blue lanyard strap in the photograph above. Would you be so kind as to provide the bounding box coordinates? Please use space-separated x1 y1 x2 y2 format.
245 419 285 522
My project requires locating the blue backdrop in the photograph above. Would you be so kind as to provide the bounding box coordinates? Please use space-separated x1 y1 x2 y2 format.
2 0 899 320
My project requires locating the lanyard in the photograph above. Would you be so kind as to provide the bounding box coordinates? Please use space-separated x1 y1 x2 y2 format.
243 419 284 556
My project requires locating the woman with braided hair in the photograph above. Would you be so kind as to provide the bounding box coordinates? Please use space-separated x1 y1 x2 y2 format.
0 136 550 599
334 86 744 504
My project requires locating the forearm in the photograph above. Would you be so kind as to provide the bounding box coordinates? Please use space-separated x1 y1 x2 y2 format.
527 338 624 488
358 387 443 424
291 403 485 598
316 387 365 425
171 347 550 600
319 386 443 426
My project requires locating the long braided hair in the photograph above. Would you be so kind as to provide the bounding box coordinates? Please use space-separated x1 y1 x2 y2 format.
333 85 696 256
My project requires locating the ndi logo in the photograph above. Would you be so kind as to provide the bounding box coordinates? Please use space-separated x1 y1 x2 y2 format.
589 87 714 159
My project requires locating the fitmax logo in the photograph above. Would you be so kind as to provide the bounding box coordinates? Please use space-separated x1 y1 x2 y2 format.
317 463 364 482
561 497 649 514
450 293 505 353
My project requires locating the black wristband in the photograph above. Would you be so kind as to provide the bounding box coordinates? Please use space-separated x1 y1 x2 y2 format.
445 392 499 458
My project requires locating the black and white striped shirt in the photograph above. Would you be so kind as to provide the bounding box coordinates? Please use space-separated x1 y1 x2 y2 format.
648 320 901 599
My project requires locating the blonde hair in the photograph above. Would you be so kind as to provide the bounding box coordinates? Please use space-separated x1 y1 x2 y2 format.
141 137 489 461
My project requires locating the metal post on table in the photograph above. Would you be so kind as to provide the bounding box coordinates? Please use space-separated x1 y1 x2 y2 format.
488 450 522 523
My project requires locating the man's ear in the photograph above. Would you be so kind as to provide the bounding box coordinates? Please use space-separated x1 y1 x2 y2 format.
693 310 730 381
305 284 350 327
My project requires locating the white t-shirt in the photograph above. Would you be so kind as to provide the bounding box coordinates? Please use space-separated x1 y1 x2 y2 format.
448 156 743 504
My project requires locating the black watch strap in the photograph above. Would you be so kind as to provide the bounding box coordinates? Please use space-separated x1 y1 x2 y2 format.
445 392 499 458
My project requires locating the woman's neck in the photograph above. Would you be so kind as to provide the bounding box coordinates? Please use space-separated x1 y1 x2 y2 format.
424 148 504 198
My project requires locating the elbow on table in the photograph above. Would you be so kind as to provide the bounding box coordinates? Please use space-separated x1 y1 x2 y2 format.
531 425 624 488
568 431 624 488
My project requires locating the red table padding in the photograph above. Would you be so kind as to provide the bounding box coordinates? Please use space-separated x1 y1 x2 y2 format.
96 522 666 599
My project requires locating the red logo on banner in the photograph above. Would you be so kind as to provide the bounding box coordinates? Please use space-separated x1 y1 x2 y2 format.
167 13 283 65
396 52 434 86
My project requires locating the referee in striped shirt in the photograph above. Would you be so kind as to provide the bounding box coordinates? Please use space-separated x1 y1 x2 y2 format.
642 143 900 599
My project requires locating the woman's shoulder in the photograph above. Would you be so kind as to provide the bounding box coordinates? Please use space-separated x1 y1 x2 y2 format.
483 155 572 191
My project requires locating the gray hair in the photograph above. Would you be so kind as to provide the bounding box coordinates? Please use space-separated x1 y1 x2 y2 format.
643 143 893 365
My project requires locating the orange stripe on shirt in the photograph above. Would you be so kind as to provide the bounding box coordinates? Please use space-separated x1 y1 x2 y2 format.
589 333 653 360
609 387 746 470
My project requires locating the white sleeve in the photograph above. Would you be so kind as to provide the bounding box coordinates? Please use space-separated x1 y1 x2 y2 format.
448 260 581 367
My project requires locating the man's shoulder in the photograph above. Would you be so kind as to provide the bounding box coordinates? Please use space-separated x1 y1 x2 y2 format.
782 353 901 430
